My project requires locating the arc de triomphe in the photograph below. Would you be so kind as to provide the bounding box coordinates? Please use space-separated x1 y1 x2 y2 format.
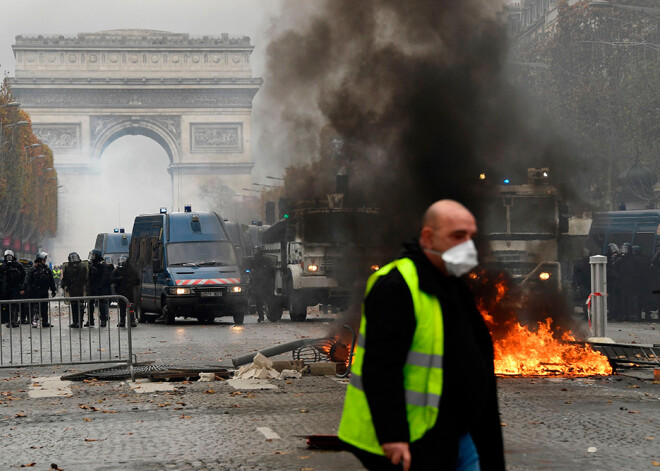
9 29 261 259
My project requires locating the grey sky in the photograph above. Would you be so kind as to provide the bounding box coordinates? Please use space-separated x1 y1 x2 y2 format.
0 0 284 77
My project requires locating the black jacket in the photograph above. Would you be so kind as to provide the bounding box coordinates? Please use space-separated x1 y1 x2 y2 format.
361 240 505 470
26 263 56 299
110 264 135 301
0 260 26 299
89 261 112 296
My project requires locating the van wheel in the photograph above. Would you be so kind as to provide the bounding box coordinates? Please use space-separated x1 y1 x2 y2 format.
137 304 148 323
163 305 176 325
264 297 283 322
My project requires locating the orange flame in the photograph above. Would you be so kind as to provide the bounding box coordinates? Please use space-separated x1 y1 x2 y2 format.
475 277 612 376
491 318 612 376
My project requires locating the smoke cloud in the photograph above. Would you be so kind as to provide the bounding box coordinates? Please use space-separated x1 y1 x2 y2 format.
257 0 586 333
51 136 170 264
259 0 583 249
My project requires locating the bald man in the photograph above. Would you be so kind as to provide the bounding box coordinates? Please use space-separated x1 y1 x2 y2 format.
339 200 505 471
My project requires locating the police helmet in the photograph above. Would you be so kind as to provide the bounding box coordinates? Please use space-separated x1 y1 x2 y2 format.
621 242 632 254
3 249 15 262
89 249 103 263
607 243 620 254
632 245 641 255
35 251 48 263
118 255 128 267
68 252 81 263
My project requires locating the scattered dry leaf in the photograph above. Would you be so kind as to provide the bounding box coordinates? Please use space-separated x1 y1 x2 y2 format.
14 413 26 418
180 414 192 419
628 410 640 414
203 389 215 394
20 463 36 467
83 418 92 422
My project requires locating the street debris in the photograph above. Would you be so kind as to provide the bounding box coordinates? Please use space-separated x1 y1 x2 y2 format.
234 353 301 380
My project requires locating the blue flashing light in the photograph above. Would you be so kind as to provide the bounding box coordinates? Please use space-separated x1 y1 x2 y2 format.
113 228 119 233
503 179 510 185
160 207 168 214
184 204 192 213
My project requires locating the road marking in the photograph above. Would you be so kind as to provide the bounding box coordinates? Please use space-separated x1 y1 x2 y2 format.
227 379 278 390
257 427 281 440
128 379 176 393
29 376 72 398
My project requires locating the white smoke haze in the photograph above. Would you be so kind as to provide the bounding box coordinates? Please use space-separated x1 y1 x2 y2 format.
52 136 170 264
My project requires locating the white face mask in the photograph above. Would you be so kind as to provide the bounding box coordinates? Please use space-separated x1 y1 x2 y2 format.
425 239 479 277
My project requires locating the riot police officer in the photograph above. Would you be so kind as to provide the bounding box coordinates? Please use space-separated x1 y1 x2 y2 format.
0 250 26 328
630 245 650 321
571 248 590 319
61 252 89 328
606 243 623 321
87 249 111 327
111 255 137 328
26 252 56 328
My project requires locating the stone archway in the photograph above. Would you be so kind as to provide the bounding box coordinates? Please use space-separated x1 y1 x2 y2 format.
9 29 262 260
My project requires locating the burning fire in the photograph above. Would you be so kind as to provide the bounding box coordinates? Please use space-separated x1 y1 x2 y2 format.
473 273 612 376
490 318 612 376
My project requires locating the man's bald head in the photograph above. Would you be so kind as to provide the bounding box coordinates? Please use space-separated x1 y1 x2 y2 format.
419 200 477 272
422 200 474 231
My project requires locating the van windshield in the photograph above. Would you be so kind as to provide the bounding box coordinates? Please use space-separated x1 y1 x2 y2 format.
167 241 236 267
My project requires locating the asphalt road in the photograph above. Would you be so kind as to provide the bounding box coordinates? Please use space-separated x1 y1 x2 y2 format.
0 309 657 470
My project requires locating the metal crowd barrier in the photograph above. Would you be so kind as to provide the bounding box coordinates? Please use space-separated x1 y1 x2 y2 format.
0 295 134 377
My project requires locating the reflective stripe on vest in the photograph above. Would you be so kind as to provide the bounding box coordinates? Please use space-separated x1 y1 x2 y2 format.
338 257 444 456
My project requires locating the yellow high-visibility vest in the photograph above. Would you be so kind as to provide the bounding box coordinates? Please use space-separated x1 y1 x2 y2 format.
338 257 444 455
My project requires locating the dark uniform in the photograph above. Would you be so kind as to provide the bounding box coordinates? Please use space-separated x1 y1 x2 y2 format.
571 250 590 319
61 252 89 328
614 243 634 321
0 250 26 327
26 252 56 327
606 243 622 321
630 246 651 322
87 249 112 327
110 256 137 327
18 260 33 323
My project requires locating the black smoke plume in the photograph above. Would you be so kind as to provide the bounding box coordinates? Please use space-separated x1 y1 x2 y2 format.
259 0 584 333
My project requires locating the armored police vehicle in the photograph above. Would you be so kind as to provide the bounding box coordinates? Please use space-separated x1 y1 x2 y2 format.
481 168 568 292
587 210 660 257
251 204 382 322
128 206 248 325
94 229 131 266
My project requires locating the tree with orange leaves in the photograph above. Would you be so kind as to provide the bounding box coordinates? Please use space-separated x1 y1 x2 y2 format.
0 78 57 256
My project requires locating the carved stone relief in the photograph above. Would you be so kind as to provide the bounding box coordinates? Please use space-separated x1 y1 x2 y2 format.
18 89 255 108
33 124 81 150
191 123 243 153
90 115 181 141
